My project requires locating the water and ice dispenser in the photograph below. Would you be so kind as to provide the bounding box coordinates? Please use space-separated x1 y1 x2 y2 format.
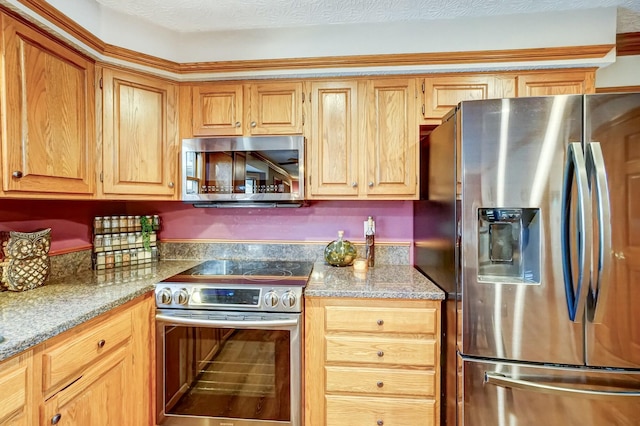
477 208 540 284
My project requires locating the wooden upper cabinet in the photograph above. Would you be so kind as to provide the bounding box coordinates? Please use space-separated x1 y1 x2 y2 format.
421 75 515 122
363 78 418 198
248 82 303 134
307 81 359 198
516 70 596 96
0 14 95 197
192 83 243 136
191 81 303 136
101 68 178 198
307 78 418 199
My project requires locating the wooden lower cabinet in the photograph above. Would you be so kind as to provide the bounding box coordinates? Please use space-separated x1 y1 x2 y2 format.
0 293 154 426
305 297 441 426
0 350 33 425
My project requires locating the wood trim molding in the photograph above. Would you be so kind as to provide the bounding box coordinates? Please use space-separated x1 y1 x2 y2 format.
596 85 640 93
161 238 411 246
5 1 618 75
15 0 105 53
177 45 614 74
616 32 640 56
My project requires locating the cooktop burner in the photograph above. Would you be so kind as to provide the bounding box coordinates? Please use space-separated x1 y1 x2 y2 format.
162 259 314 286
157 259 314 312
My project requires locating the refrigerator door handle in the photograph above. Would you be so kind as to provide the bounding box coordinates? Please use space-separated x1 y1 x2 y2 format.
561 142 592 322
585 142 612 323
485 372 640 400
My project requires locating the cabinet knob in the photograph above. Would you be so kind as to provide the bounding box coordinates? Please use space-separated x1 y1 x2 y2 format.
51 413 62 424
168 181 175 188
377 350 384 357
377 381 384 388
351 182 358 188
12 170 23 178
251 121 257 128
377 319 384 326
97 339 106 348
377 420 384 426
235 121 241 127
368 181 374 187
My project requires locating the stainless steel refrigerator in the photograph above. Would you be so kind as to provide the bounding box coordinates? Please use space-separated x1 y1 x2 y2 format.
414 93 640 425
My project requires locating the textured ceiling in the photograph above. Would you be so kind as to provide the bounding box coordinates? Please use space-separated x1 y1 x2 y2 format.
94 0 640 33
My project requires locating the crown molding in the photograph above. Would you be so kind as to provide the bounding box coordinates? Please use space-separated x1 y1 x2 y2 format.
616 32 640 56
6 0 619 76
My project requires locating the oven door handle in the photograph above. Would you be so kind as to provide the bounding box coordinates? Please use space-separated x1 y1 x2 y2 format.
155 314 299 329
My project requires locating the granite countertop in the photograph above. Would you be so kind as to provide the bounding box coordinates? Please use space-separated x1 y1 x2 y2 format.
0 259 199 362
0 259 443 362
305 262 445 300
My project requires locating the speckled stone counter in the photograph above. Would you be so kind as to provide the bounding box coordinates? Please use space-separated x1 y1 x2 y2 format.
0 259 199 362
305 262 445 300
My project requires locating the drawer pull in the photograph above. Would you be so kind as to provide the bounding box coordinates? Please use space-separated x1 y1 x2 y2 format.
376 381 384 388
377 351 384 357
51 413 62 424
377 420 384 426
377 319 384 325
97 339 106 348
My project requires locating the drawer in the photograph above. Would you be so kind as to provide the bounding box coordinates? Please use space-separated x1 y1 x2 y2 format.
42 310 132 394
0 356 28 422
326 335 437 366
326 395 436 426
326 366 436 397
325 306 437 334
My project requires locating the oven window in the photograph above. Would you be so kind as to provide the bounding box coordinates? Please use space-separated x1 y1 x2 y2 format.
163 325 291 421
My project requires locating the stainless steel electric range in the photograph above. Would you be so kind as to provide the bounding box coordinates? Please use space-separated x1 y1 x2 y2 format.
155 259 314 426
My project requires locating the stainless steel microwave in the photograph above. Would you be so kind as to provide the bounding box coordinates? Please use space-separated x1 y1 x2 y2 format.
181 136 305 206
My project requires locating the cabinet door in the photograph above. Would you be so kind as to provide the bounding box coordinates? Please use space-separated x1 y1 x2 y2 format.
308 81 359 198
248 82 303 134
421 75 514 120
516 70 595 96
42 346 129 426
363 78 418 198
192 83 244 136
1 14 95 196
101 68 178 198
0 351 33 426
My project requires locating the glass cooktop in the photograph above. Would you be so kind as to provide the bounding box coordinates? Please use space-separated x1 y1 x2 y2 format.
162 259 314 286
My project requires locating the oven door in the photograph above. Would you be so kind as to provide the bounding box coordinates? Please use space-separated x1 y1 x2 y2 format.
156 310 302 426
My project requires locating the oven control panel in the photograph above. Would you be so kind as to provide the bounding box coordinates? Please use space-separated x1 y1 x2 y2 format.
155 283 303 313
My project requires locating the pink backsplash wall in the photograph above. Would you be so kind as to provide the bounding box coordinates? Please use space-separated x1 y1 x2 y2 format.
0 200 414 254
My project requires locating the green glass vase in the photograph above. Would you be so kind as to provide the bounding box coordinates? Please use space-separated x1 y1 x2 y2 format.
324 230 357 267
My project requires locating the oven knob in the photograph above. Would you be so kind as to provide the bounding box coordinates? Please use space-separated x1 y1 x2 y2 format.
264 291 279 308
281 291 297 309
174 288 189 305
156 287 172 305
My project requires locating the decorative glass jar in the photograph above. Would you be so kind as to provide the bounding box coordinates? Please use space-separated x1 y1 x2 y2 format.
324 230 357 267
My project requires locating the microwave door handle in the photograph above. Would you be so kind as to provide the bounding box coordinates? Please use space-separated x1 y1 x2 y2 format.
561 142 592 322
585 142 612 323
485 372 640 400
156 314 298 329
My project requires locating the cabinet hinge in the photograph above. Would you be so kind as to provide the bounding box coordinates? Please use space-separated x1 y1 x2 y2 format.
99 78 103 89
302 92 305 103
308 92 311 103
99 171 103 182
421 81 425 93
422 104 425 115
302 113 305 126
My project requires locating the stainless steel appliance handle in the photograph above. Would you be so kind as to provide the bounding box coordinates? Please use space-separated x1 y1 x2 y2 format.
155 314 298 329
485 372 640 399
561 142 592 322
585 142 612 323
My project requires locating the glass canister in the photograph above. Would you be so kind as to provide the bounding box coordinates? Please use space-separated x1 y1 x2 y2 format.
324 230 357 267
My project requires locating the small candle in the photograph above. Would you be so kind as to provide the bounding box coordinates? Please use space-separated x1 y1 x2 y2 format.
353 259 368 272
